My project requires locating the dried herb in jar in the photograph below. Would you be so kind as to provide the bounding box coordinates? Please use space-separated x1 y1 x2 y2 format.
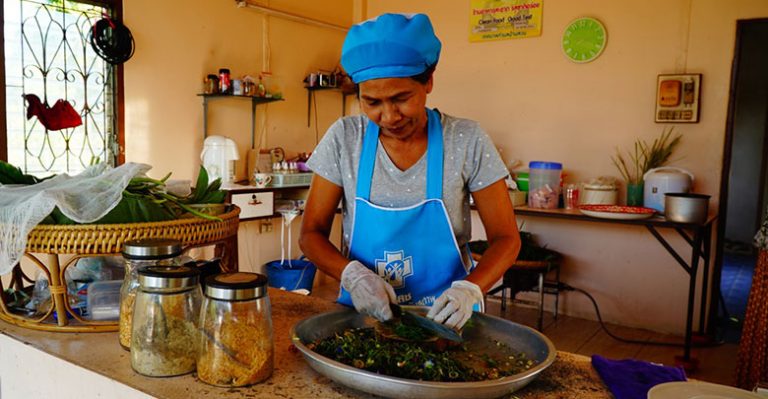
131 316 199 376
130 265 201 377
197 305 273 386
118 290 135 348
196 273 273 387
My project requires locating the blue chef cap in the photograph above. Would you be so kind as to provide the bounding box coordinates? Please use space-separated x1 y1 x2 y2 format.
341 13 441 84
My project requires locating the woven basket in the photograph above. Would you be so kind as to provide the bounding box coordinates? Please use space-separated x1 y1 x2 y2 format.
26 206 240 254
0 206 240 333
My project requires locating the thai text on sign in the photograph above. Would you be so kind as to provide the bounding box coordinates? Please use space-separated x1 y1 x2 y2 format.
469 0 543 42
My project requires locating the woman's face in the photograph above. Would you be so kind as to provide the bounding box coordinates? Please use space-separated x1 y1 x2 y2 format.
358 76 433 141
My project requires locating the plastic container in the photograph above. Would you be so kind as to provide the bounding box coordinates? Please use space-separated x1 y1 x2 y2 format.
119 238 183 350
131 265 202 377
270 172 313 187
197 272 273 387
514 171 529 192
87 280 122 321
265 258 316 292
581 182 618 205
528 162 562 209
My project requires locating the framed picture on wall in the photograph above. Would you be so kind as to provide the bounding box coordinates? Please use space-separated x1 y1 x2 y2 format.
655 73 702 123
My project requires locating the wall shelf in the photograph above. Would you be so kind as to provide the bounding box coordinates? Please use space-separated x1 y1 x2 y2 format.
197 94 284 149
305 86 354 127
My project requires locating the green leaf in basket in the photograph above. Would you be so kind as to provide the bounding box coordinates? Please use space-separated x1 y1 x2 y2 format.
192 165 209 204
0 160 52 185
199 189 226 205
207 177 222 193
91 196 177 223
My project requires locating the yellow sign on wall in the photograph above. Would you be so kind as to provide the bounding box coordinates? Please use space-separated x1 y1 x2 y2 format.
469 0 543 42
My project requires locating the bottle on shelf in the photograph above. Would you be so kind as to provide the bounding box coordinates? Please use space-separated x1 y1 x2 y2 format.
219 68 231 94
257 75 267 97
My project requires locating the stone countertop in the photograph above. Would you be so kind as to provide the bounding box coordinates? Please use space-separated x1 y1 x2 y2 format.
0 289 610 398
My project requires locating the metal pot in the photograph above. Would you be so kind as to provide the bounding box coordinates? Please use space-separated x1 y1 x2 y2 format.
664 193 710 224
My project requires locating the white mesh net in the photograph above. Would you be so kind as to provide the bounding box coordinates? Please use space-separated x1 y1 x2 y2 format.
0 162 150 275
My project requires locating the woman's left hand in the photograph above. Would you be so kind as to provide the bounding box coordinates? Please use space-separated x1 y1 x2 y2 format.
427 280 484 329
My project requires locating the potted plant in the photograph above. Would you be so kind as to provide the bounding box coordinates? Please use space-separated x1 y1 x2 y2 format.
611 127 682 206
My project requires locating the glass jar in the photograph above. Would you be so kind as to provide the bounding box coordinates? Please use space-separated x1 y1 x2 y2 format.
197 272 273 387
564 183 580 210
131 265 202 377
528 161 563 209
204 74 219 94
119 238 182 350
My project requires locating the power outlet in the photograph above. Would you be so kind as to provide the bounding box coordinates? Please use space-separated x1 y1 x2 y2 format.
259 219 273 233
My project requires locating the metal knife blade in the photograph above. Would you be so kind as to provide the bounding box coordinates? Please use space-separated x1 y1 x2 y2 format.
390 303 463 342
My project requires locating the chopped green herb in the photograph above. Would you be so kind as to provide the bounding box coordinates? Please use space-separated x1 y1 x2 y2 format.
308 327 534 382
392 321 435 341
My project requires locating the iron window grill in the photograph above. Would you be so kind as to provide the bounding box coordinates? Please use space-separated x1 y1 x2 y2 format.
5 0 117 176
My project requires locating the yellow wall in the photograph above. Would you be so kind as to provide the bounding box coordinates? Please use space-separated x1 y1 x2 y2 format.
122 0 351 279
123 0 352 181
364 0 768 333
122 0 768 333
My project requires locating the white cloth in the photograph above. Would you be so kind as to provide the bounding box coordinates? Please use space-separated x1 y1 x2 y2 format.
427 280 484 329
0 162 150 275
340 260 396 321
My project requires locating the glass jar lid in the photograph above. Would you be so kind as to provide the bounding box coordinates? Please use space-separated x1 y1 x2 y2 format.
122 238 182 260
138 265 199 290
204 272 268 301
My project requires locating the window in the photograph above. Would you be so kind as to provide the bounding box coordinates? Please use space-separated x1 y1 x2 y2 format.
2 0 123 176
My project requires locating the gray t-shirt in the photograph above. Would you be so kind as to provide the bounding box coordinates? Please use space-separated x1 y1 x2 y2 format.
307 111 509 261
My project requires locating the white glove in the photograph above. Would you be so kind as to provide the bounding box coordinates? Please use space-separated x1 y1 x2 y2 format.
340 260 397 322
427 280 484 329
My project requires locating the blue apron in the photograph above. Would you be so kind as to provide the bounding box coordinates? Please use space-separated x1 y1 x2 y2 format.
338 108 469 306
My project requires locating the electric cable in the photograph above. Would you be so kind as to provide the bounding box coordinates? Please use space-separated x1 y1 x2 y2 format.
90 15 135 65
557 282 723 348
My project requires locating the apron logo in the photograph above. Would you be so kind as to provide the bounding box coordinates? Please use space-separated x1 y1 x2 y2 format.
375 250 413 289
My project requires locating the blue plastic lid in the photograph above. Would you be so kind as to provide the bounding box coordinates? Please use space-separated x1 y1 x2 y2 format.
529 161 563 170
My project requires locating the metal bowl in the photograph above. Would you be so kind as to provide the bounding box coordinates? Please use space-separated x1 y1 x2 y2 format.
664 193 710 224
291 308 556 399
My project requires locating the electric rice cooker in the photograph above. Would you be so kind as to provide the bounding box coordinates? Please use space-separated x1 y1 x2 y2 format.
643 167 694 213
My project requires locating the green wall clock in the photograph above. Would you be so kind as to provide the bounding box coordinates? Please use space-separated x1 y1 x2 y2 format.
562 17 607 63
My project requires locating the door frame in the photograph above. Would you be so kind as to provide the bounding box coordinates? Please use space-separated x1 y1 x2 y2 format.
710 17 768 333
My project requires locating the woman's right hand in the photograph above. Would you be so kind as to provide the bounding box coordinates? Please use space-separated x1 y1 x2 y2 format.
341 260 396 322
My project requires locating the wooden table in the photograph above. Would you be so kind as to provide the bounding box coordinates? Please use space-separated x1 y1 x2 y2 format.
513 206 716 369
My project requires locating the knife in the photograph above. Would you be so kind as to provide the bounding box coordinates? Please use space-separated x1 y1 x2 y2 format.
389 303 464 343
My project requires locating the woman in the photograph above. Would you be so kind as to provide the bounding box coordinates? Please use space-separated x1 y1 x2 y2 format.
299 13 520 330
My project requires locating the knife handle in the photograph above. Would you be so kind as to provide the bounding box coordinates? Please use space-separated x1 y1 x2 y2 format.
389 302 403 318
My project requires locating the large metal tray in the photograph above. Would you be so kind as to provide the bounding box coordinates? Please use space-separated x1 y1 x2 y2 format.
291 308 556 399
